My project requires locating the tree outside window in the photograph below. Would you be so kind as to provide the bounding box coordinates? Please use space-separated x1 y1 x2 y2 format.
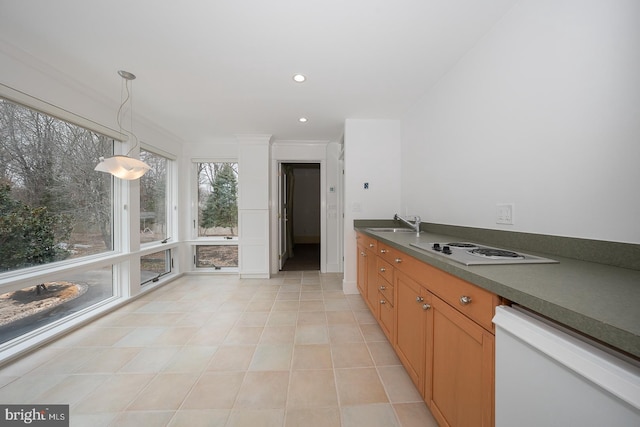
0 96 115 344
200 163 238 235
196 162 238 269
139 149 168 244
198 162 238 237
0 98 113 272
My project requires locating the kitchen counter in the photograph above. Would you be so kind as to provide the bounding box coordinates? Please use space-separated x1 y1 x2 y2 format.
355 222 640 359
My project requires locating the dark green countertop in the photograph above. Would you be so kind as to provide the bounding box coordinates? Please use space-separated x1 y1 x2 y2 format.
355 221 640 359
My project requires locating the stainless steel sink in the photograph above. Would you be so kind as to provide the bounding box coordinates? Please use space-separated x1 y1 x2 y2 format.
366 227 415 233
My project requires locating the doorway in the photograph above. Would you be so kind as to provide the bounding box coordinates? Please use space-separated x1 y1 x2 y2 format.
279 163 321 271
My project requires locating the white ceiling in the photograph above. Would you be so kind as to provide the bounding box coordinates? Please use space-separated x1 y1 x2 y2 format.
0 0 517 144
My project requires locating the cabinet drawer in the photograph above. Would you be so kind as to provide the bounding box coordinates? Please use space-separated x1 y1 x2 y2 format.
377 243 404 266
356 232 377 251
378 292 394 341
377 257 394 284
377 274 394 305
425 266 497 331
395 251 498 331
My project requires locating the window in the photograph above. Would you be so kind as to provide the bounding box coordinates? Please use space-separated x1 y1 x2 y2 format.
197 162 238 238
140 249 171 285
196 162 238 269
195 245 238 269
139 149 169 245
0 89 179 356
0 97 113 273
0 265 113 345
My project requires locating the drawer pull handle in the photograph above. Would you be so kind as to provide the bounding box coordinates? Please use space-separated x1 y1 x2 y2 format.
380 249 388 254
380 267 386 272
423 303 431 311
379 286 386 291
459 295 472 305
395 258 402 263
360 252 366 257
416 296 424 303
380 300 386 304
369 243 375 248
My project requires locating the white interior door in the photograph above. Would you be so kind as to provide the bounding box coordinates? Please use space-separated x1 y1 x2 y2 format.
278 163 288 270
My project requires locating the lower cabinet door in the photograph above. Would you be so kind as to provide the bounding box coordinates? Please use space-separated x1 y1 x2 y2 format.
365 248 379 316
429 296 494 427
378 292 394 341
356 242 367 296
394 271 428 393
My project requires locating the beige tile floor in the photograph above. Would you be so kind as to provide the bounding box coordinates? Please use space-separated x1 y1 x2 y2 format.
0 272 438 427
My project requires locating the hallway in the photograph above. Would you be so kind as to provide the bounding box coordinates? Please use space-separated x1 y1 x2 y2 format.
0 272 436 427
281 244 320 271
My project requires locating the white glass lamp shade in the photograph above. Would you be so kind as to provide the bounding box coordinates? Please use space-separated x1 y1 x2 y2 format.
94 155 151 180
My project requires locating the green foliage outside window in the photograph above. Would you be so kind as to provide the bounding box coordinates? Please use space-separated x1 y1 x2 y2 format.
200 163 238 234
0 184 72 270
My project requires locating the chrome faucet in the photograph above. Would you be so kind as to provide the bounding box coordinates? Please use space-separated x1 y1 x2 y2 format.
394 213 421 235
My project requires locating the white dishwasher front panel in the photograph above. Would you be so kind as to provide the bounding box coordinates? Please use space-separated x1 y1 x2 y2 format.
493 306 640 427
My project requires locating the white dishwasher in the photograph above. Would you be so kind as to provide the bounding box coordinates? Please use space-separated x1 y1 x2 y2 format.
493 305 640 427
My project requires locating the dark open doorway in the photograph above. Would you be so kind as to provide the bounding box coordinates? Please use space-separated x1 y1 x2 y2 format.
279 163 321 271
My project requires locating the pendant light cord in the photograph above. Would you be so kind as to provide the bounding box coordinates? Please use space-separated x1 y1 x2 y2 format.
117 74 139 156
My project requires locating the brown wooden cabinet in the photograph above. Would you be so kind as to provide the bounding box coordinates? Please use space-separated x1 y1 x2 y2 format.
356 231 499 427
429 296 494 427
356 232 379 315
378 288 395 340
356 238 367 296
394 271 431 394
356 232 397 341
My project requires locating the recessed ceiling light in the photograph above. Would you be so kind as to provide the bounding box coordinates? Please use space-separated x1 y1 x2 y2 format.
299 117 308 123
293 74 306 83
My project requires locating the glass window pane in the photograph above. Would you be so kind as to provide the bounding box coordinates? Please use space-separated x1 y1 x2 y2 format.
196 245 238 268
0 98 113 274
139 149 168 244
140 249 171 284
0 266 114 345
197 162 238 238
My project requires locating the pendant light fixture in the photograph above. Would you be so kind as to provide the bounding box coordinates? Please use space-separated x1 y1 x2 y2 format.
94 70 150 180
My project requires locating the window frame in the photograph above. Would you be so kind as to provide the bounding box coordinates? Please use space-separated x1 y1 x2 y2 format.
0 84 180 362
192 159 239 272
139 144 176 249
140 248 173 285
0 89 121 279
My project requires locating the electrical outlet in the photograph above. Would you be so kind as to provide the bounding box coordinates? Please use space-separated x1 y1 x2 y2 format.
496 203 514 225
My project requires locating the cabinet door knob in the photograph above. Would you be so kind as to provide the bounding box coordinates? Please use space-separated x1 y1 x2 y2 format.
395 258 402 263
380 300 386 304
360 251 366 257
459 295 472 305
422 303 431 310
369 243 375 248
416 296 424 303
380 249 388 254
379 286 386 291
379 267 386 272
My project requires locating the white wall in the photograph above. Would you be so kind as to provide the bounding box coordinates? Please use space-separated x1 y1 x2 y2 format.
237 135 271 278
401 0 640 244
343 119 402 293
177 139 344 276
270 141 343 274
1 42 182 159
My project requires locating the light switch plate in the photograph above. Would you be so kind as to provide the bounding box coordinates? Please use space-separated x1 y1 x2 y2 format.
496 203 514 225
